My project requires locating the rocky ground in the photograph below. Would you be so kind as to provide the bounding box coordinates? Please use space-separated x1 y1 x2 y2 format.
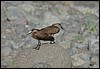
1 1 99 68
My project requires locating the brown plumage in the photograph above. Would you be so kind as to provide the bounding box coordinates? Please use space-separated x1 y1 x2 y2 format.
27 29 55 50
40 23 64 36
27 23 64 50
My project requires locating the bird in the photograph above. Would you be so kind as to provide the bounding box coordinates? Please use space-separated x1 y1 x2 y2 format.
27 29 55 50
40 23 64 36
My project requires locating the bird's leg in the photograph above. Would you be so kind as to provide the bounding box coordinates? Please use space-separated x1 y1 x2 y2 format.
38 40 41 46
34 40 41 50
50 34 55 44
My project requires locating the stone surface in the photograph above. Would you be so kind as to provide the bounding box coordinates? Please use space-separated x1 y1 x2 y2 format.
71 53 90 67
1 46 13 57
7 44 71 68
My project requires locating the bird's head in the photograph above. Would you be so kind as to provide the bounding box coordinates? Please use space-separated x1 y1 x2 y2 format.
27 29 39 35
52 23 64 30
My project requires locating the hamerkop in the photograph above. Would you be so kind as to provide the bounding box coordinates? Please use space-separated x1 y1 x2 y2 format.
27 29 55 50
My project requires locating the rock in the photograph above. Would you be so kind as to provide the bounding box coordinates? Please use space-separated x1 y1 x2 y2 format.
27 22 37 30
70 47 79 56
70 42 89 56
65 32 77 40
65 16 82 33
82 35 95 45
59 41 70 50
34 9 45 23
96 22 99 38
1 8 7 21
20 34 39 48
4 1 23 6
93 64 99 68
71 53 90 67
1 20 10 31
61 21 77 34
7 44 71 68
1 60 7 68
18 4 35 15
14 24 25 34
54 29 65 43
74 1 99 8
91 56 99 66
31 62 52 68
70 42 82 48
18 4 35 12
5 29 12 34
54 4 69 18
83 14 99 24
6 6 25 20
78 25 85 34
1 36 7 47
43 11 61 27
89 38 99 47
1 46 13 57
70 42 83 56
67 7 83 15
10 17 28 26
20 36 38 49
88 38 99 54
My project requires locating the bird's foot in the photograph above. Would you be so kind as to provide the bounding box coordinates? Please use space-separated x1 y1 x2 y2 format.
33 45 41 50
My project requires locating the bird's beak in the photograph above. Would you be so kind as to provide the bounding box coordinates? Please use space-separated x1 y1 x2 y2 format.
27 31 32 35
60 24 65 30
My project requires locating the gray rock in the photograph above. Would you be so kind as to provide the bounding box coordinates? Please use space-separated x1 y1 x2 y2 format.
70 42 87 49
70 47 79 56
93 64 99 68
78 25 85 34
88 38 99 54
11 17 28 26
74 1 99 8
54 4 69 19
1 60 7 68
4 1 23 6
18 4 35 15
67 7 83 15
54 29 65 43
14 24 25 34
1 46 13 57
27 22 37 30
20 36 37 49
83 14 99 24
31 62 52 68
18 33 27 39
96 22 99 38
70 42 89 55
59 41 70 50
71 53 90 67
1 1 10 16
1 20 11 30
43 11 61 27
1 36 7 46
1 8 7 21
91 56 99 65
6 6 25 20
8 44 71 68
66 16 82 33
